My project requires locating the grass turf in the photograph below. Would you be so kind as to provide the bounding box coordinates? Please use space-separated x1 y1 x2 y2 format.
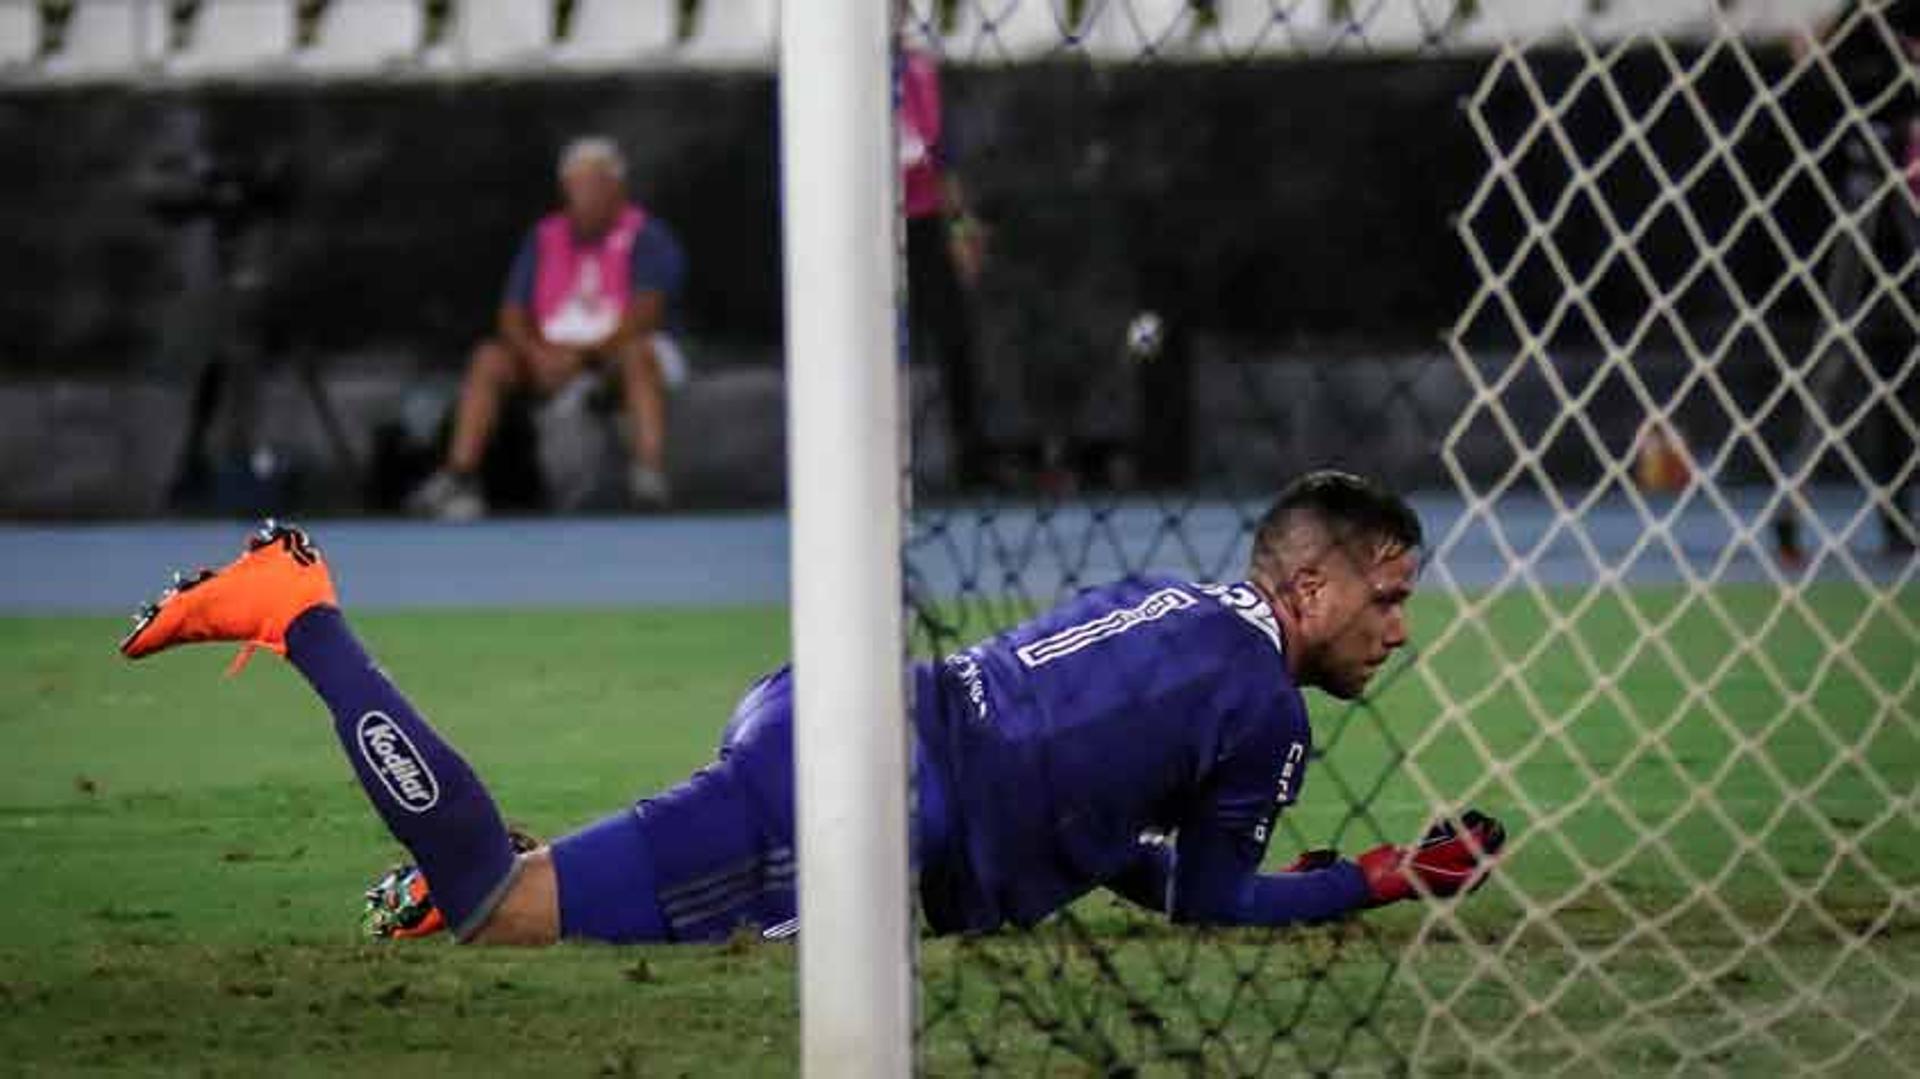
1 584 1914 1075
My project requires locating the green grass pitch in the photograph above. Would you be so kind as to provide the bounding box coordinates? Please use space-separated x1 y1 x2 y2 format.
1 586 1914 1075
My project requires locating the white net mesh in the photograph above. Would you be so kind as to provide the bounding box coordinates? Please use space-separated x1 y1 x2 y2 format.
904 0 1919 1074
1417 1 1920 1071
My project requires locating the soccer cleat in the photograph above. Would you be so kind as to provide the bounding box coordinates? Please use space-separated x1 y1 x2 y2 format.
119 521 338 675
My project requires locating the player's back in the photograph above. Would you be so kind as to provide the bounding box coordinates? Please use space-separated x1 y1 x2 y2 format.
915 577 1308 932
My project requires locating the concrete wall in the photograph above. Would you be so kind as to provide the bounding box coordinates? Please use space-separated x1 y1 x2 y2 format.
2 332 1861 516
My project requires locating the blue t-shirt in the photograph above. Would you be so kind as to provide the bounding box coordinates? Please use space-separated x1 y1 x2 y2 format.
502 216 688 312
913 577 1341 933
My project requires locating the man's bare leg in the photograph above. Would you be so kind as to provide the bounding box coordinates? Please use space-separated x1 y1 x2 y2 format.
447 339 526 475
407 340 526 519
616 336 670 506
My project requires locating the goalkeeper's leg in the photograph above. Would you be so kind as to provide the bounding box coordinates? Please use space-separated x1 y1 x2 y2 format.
290 599 792 944
293 601 686 944
118 525 957 945
285 603 530 940
120 525 526 939
119 523 634 944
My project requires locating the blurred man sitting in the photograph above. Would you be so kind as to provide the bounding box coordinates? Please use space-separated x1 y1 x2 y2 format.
410 137 687 519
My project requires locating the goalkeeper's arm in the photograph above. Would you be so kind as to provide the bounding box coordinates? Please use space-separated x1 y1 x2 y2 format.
1105 834 1355 919
1105 811 1506 927
1141 829 1373 926
1105 822 1371 926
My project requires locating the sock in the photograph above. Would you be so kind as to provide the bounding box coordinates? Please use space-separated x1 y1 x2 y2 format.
284 605 519 940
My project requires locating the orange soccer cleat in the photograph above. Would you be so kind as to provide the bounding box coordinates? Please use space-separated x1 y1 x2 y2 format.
119 521 338 675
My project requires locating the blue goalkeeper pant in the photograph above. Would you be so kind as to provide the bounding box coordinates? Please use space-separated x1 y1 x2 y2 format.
549 667 952 943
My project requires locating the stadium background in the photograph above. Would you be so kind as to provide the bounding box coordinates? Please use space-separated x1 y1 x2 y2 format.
1 1 1915 1075
0 9 1849 515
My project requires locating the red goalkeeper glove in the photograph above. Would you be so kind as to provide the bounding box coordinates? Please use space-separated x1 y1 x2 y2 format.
1355 810 1506 907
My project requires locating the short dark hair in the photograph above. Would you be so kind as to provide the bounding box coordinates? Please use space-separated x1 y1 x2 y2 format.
1249 470 1423 582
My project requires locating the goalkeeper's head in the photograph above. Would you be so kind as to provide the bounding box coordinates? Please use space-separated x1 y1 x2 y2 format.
1249 471 1424 700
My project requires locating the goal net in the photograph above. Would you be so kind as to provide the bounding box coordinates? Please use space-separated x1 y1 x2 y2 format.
898 0 1920 1073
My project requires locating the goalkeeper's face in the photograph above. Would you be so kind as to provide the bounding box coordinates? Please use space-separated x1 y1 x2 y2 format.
1301 543 1418 700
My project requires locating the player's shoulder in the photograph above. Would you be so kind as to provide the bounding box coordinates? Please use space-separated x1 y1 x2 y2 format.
1047 576 1290 672
1027 575 1202 634
1186 581 1307 734
1051 576 1276 634
1187 581 1286 661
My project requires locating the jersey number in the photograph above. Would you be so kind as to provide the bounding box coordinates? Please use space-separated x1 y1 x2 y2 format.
1014 587 1196 669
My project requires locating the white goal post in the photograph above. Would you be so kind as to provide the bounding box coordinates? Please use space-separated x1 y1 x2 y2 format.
780 0 915 1075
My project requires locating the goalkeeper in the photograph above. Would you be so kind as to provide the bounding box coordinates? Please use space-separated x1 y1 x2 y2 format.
119 471 1504 944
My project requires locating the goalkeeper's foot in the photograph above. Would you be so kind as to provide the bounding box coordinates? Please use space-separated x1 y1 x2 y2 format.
119 521 338 675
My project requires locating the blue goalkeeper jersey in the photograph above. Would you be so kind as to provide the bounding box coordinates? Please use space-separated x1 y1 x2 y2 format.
913 576 1315 933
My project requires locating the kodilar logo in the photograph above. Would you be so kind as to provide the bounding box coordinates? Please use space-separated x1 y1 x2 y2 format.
356 712 441 813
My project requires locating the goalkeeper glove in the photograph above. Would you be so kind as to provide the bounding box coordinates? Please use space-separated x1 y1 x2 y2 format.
1355 809 1506 907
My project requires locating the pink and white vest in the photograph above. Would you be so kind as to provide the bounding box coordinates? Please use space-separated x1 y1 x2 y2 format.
533 203 647 346
899 49 946 220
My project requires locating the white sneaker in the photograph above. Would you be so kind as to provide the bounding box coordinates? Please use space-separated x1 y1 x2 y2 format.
406 470 486 522
627 465 671 510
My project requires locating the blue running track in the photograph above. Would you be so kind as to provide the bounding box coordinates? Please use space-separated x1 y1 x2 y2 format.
0 486 1909 616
